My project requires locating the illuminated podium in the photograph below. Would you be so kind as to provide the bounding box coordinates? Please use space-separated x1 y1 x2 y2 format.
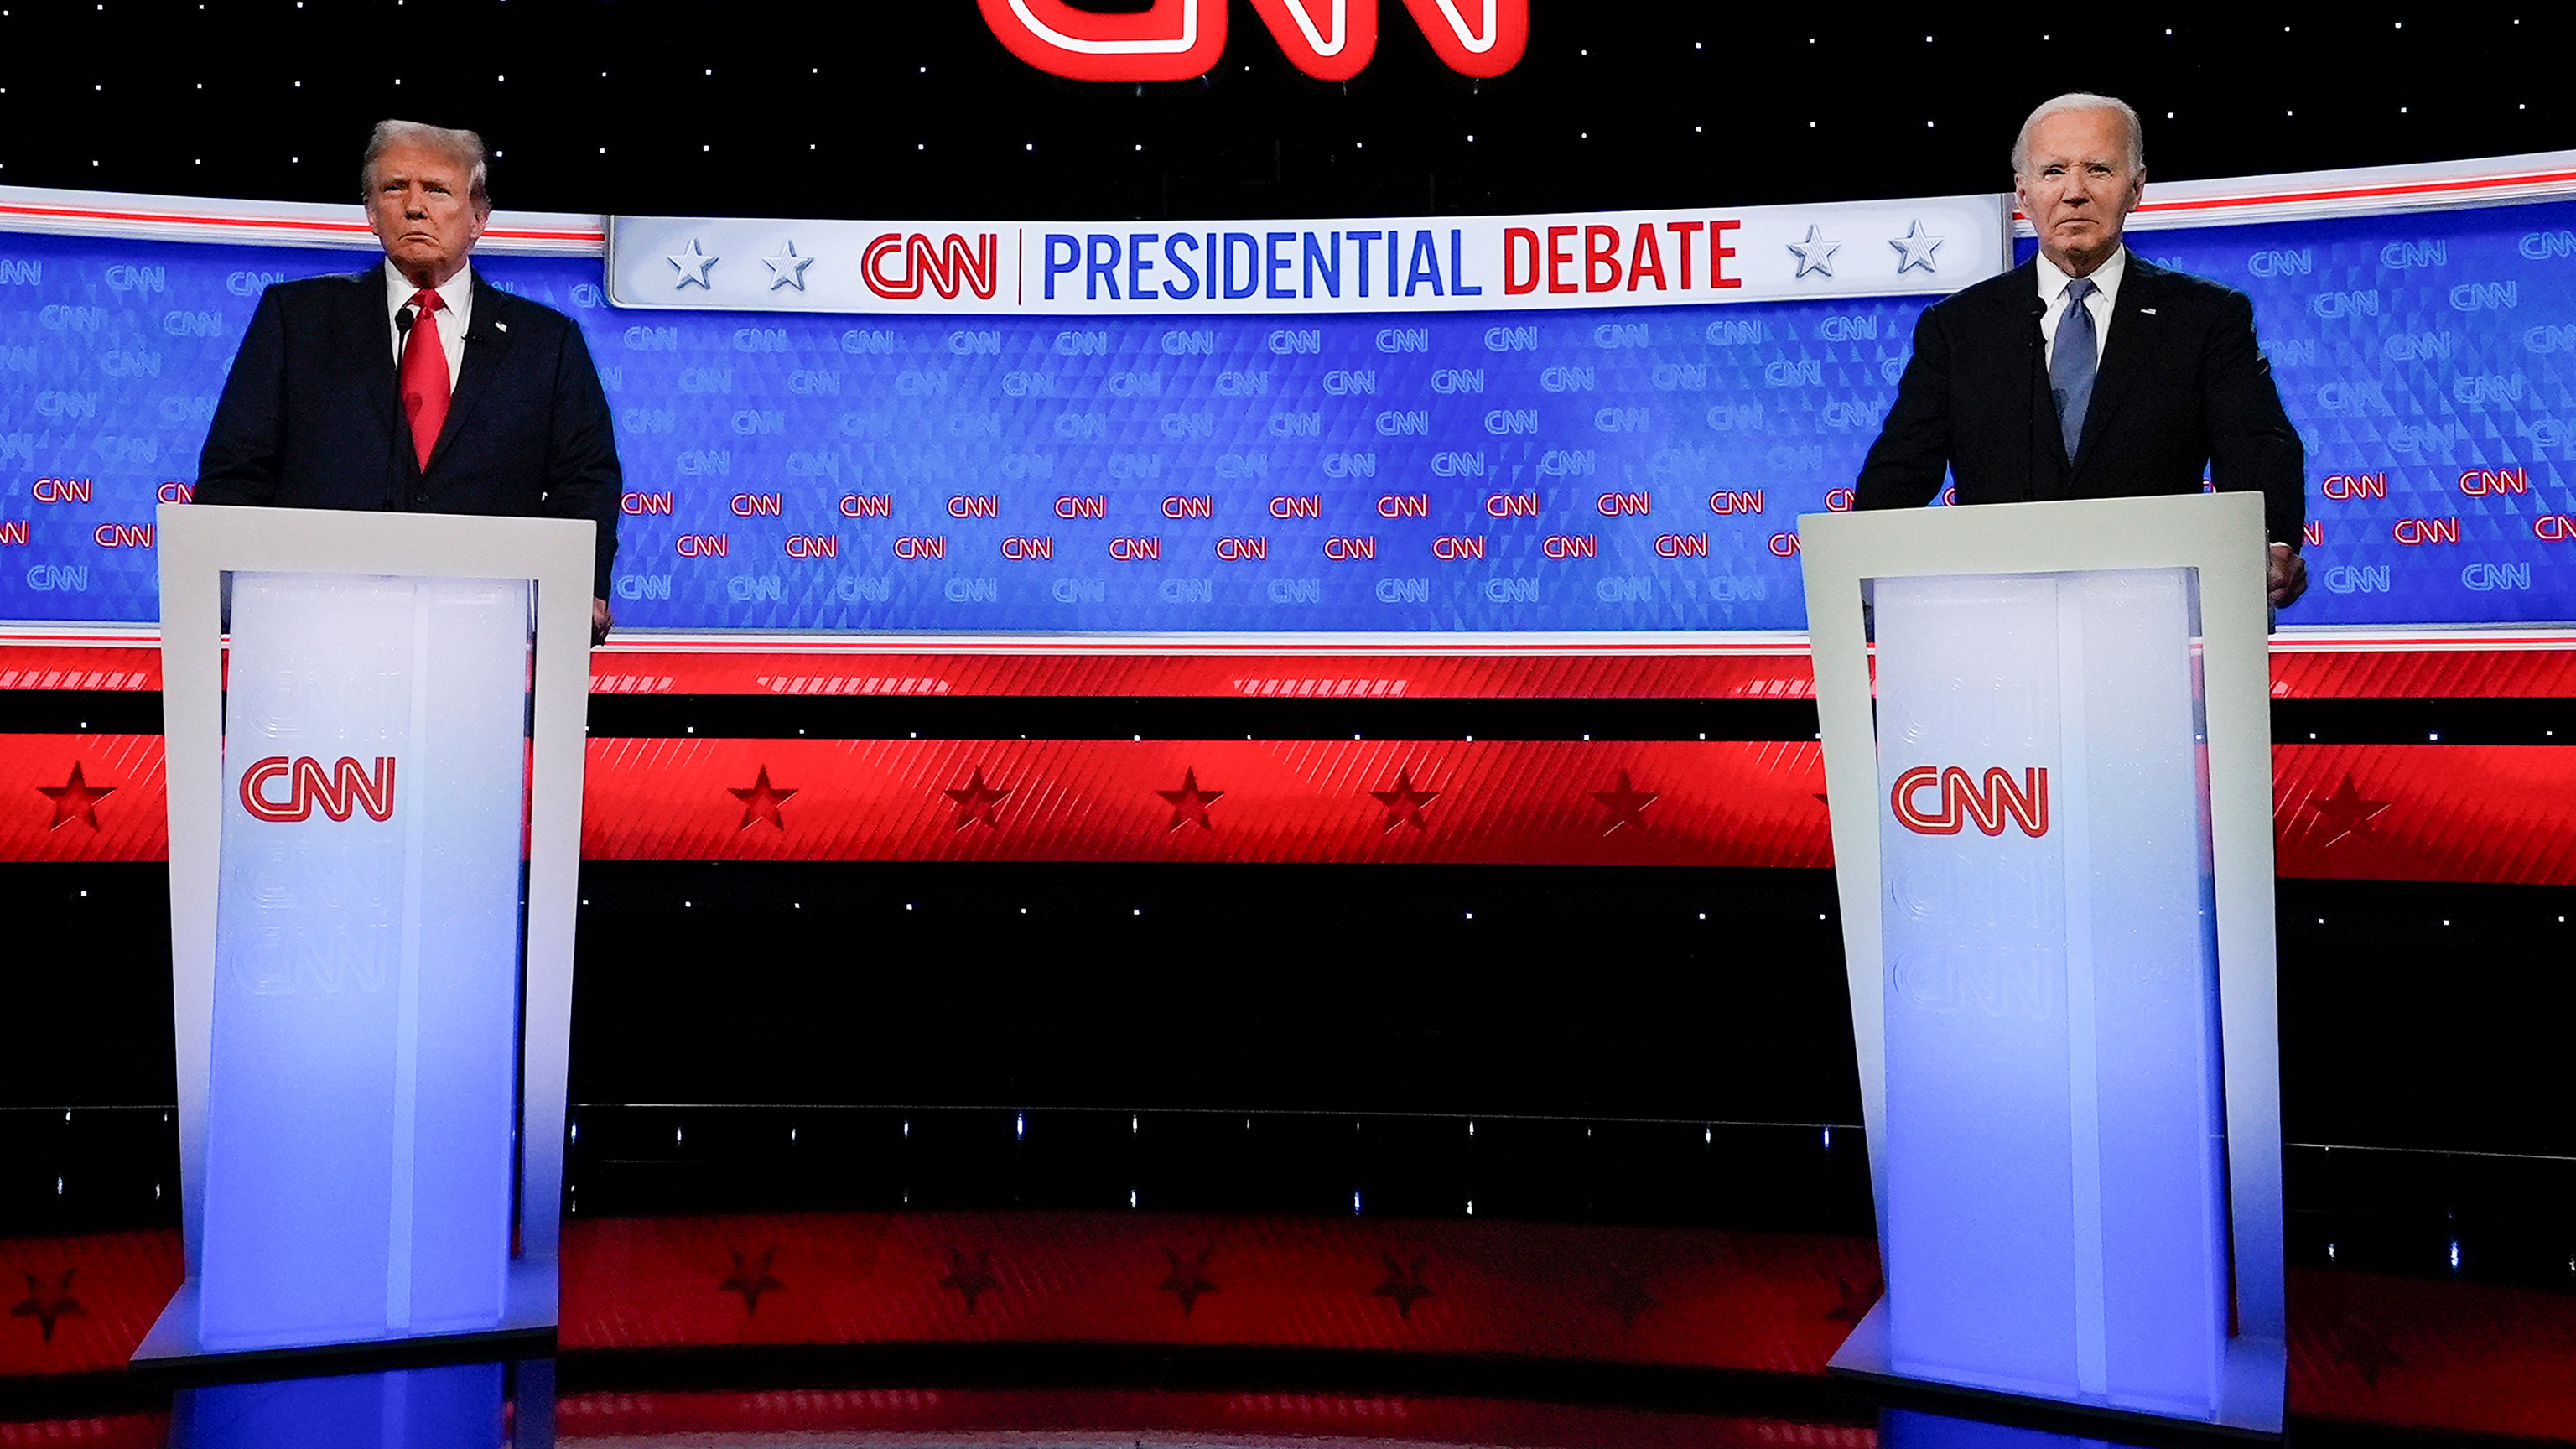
1800 493 2286 1435
138 505 595 1361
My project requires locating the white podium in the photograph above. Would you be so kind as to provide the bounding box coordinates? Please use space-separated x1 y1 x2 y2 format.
141 504 594 1361
1800 494 2285 1435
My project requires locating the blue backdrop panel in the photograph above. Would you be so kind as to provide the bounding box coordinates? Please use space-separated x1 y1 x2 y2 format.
2086 202 2576 624
5 195 2574 631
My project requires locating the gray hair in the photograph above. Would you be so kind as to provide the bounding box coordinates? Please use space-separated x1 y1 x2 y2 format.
2011 93 2143 176
361 119 490 207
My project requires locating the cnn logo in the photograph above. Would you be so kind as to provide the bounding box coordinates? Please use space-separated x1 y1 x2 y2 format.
979 0 1526 82
1889 766 2049 839
241 756 397 823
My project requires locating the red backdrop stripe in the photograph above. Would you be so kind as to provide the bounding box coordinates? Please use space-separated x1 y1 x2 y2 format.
10 735 2576 883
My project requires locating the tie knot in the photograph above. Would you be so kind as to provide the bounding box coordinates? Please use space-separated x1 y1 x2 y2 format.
2064 277 2096 305
411 289 444 314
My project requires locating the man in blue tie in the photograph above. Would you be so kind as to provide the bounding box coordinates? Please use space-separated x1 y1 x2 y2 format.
1855 93 2309 608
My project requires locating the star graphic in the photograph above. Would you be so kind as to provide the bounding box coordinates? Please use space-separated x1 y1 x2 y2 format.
762 240 815 291
1888 220 1945 274
2303 772 2392 847
35 762 115 831
1156 767 1223 832
1786 223 1840 278
939 1246 999 1315
727 765 797 832
1589 770 1659 834
718 1246 785 1315
11 1269 82 1343
1597 1265 1658 1329
2334 1322 2408 1388
1157 1247 1218 1316
1826 1275 1879 1322
1372 1254 1433 1318
667 238 719 289
943 766 1010 831
1369 768 1441 834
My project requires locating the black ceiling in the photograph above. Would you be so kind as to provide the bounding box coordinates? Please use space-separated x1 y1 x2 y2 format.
0 4 2567 221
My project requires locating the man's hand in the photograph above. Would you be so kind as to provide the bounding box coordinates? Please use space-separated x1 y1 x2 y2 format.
2267 543 2307 610
592 596 613 646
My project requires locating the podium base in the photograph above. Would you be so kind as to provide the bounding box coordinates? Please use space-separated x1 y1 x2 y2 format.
130 1257 558 1371
1827 1297 2286 1441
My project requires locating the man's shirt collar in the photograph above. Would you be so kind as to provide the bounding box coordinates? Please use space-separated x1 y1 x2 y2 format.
382 258 475 335
2035 245 2127 308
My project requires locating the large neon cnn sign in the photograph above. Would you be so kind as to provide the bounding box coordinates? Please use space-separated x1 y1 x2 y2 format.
978 0 1528 83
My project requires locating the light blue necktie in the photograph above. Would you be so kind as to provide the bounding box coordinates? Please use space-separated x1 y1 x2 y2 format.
2051 276 2098 461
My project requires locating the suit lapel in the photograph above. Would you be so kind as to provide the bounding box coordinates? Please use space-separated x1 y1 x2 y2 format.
426 271 512 474
2070 256 2163 478
339 271 399 437
2006 265 2072 498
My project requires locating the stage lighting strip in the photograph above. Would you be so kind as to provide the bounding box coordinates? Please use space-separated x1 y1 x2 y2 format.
8 730 2575 886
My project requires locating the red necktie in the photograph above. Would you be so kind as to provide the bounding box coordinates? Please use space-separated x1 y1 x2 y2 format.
398 288 449 470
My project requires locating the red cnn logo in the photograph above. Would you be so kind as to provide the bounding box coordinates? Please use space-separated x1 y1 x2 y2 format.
862 233 1001 301
241 756 397 823
978 0 1527 83
1890 766 2049 838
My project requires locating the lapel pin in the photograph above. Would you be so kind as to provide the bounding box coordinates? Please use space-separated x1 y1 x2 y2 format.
495 321 508 332
2139 307 2158 315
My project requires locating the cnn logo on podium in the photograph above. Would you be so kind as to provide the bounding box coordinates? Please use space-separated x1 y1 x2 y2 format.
1889 766 2050 839
240 756 398 823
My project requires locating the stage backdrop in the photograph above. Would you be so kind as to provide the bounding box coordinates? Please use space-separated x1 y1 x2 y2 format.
1 154 2573 633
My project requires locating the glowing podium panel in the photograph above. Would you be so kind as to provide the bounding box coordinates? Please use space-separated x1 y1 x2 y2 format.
1801 494 2285 1436
141 504 595 1361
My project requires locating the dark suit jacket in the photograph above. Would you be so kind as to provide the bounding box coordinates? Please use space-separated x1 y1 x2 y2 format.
195 268 621 595
1854 255 2306 547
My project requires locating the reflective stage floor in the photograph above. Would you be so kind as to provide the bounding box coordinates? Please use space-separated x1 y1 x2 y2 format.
6 1108 2575 1446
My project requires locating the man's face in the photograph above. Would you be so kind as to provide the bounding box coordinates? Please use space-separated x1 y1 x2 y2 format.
366 141 486 288
2014 108 2144 276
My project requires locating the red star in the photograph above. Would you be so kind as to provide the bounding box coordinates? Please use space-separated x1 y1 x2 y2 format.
11 1268 82 1343
1370 768 1441 833
1588 769 1659 834
726 766 797 831
1156 767 1223 832
1597 1265 1658 1329
943 766 1010 831
718 1245 785 1314
34 762 115 832
2303 772 2392 847
1157 1246 1218 1316
1372 1253 1433 1318
939 1246 999 1314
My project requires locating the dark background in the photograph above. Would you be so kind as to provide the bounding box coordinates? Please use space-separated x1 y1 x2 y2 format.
0 7 2566 221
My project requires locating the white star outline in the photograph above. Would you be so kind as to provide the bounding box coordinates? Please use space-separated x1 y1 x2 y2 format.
667 239 719 290
762 240 815 291
1787 224 1840 279
1888 221 1944 275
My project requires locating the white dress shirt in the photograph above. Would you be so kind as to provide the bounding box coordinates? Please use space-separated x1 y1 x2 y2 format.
382 260 472 388
2035 245 2125 370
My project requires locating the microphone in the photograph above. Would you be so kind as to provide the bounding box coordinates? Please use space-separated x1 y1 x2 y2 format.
395 307 414 337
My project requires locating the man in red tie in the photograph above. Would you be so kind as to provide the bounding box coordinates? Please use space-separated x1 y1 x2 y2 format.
196 121 622 641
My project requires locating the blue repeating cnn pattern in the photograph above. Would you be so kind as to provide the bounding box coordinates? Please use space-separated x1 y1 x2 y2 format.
5 199 2576 630
2106 198 2576 625
588 298 1924 631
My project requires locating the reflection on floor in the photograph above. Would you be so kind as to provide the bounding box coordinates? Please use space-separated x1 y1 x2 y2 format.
12 1353 2572 1449
6 1208 2576 1445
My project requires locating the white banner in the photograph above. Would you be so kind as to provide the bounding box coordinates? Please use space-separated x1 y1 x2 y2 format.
607 195 2006 316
